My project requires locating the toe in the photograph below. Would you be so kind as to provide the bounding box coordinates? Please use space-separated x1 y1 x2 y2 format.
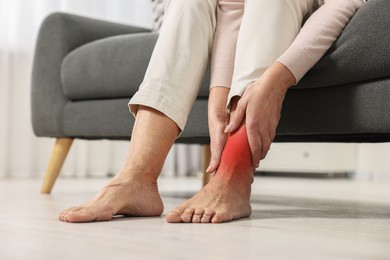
58 211 65 221
60 206 82 222
66 205 114 223
166 207 185 223
181 208 195 223
59 213 68 222
64 208 96 223
59 209 69 221
191 208 204 223
61 206 84 221
201 211 215 223
212 212 232 223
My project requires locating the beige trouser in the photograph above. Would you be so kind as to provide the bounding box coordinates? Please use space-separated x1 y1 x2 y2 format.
129 0 315 131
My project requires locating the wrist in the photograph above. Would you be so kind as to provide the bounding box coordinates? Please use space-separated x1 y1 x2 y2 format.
261 62 296 92
209 86 230 120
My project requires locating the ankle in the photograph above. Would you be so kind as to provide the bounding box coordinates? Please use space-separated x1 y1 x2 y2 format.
121 157 162 178
115 167 159 185
213 167 254 185
217 123 253 174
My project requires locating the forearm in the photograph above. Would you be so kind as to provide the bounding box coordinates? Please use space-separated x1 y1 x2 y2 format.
210 0 244 89
209 87 230 124
277 0 366 83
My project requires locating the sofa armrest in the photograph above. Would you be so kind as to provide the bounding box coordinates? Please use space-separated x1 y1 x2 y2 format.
31 12 151 137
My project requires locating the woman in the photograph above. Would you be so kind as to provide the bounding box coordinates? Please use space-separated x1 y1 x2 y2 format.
59 0 366 223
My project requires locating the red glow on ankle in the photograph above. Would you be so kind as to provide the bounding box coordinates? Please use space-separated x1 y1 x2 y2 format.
217 123 252 174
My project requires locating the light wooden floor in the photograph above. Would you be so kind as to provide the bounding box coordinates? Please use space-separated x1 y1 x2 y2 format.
0 177 389 260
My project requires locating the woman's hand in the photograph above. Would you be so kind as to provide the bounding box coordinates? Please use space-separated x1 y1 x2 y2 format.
207 87 230 173
225 62 296 167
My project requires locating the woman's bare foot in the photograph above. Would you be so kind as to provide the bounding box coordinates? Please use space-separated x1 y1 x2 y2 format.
165 171 252 223
166 123 253 224
59 174 163 223
59 107 181 223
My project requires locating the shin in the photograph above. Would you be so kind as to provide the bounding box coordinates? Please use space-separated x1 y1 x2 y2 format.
217 122 253 178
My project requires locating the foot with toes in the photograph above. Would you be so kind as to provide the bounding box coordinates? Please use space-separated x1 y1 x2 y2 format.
165 172 252 223
166 123 254 223
59 174 163 223
59 123 253 224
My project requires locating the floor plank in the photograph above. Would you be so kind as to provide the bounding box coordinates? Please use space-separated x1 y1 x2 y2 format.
0 177 389 260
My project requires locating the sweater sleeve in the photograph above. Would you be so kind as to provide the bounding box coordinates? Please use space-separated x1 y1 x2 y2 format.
277 0 366 83
210 0 244 89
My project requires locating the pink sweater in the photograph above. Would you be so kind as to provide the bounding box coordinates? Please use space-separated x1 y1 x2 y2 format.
210 0 366 88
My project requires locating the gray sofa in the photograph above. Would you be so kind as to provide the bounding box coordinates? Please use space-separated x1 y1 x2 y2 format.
32 0 390 193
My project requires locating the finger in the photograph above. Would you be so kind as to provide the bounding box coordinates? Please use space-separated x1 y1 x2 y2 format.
208 153 222 173
260 128 276 160
225 102 246 133
207 150 222 173
207 133 227 173
260 136 272 160
246 125 262 167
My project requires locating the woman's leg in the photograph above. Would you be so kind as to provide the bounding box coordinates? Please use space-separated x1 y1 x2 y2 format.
129 0 217 130
166 0 315 224
60 107 179 222
59 0 217 223
166 97 253 223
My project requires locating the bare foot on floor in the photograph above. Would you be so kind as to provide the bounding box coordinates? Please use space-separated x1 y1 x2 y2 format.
59 175 163 223
166 119 254 224
165 172 252 224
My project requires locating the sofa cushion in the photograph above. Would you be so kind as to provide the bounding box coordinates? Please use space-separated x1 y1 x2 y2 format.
62 78 390 142
62 33 155 100
61 32 211 101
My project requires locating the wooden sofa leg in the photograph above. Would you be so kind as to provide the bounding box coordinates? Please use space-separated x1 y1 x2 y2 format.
41 138 74 194
201 144 212 187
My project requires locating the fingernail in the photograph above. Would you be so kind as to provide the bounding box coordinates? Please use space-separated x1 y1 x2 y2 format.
206 166 212 173
224 125 232 133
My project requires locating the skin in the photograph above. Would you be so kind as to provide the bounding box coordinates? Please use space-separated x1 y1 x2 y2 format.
59 106 179 222
208 62 296 171
59 62 295 224
206 86 230 174
165 101 253 223
165 62 296 223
